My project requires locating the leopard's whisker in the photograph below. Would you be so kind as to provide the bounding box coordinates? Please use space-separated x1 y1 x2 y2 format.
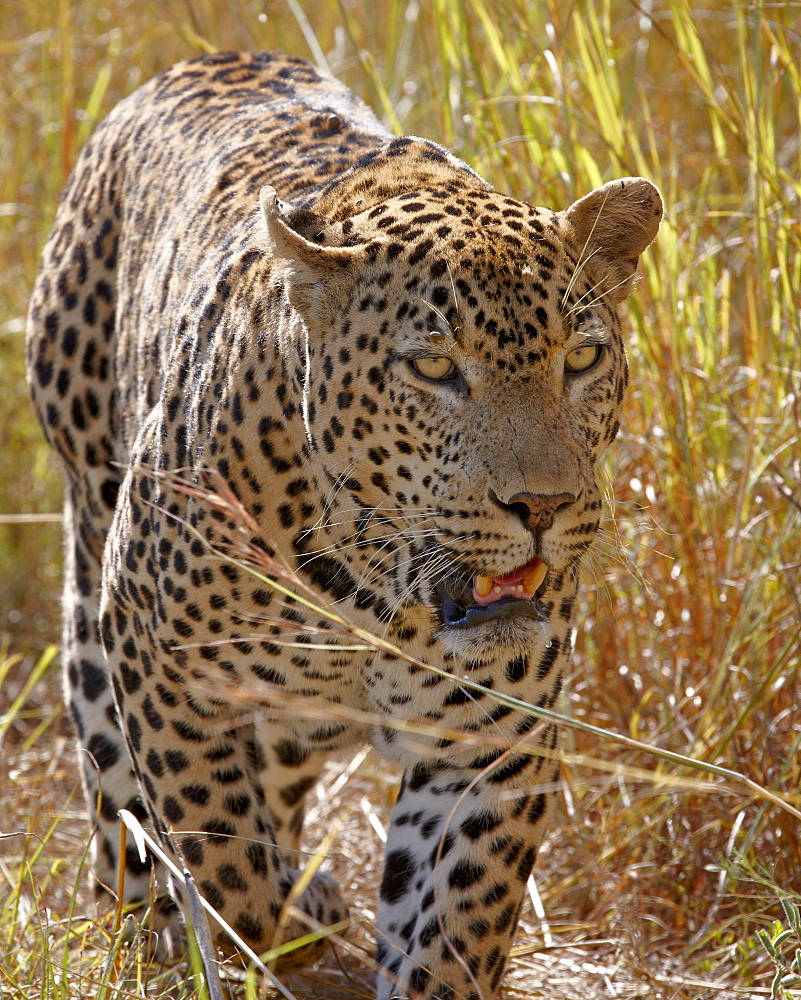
561 245 602 310
349 531 462 598
299 518 439 562
297 506 437 553
560 183 615 308
564 272 610 315
420 297 454 335
368 537 470 598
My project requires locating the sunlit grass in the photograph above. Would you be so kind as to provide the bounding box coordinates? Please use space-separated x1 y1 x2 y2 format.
1 0 799 996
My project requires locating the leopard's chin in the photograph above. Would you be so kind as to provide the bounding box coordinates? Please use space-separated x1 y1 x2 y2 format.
439 592 547 629
435 611 547 658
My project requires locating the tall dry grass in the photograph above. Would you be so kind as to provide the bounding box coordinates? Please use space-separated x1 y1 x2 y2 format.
0 1 799 997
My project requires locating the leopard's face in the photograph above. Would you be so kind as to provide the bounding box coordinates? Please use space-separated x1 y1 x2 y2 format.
262 180 658 655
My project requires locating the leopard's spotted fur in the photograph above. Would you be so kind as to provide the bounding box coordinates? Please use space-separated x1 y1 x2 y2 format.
26 51 661 999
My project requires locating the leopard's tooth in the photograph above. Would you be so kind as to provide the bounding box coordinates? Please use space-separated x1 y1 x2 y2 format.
522 560 547 594
474 574 494 598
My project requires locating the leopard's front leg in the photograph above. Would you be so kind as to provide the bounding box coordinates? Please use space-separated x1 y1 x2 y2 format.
375 745 559 1000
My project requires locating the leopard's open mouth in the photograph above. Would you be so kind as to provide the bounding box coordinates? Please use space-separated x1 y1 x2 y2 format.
435 556 549 630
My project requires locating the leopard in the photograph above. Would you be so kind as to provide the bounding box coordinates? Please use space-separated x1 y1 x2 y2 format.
26 51 661 999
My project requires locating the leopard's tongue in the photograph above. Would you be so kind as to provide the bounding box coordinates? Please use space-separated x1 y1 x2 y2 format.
472 557 547 607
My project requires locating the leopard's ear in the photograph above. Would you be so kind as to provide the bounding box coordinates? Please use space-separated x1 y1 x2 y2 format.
565 177 662 303
259 186 361 312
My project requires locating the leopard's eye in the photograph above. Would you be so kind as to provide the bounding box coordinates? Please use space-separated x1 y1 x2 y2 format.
411 355 457 381
565 344 603 374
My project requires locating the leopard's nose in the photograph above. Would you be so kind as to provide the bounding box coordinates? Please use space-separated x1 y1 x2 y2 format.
497 490 578 530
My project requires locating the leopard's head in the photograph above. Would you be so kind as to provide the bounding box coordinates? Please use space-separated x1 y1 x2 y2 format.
260 174 662 652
